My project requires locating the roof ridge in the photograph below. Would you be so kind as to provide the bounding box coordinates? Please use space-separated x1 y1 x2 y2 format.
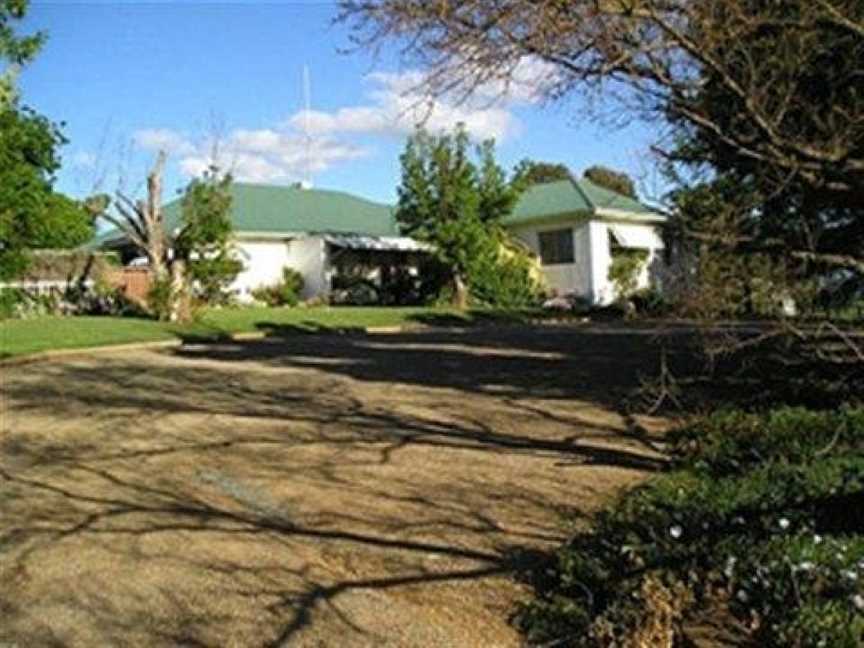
569 176 597 213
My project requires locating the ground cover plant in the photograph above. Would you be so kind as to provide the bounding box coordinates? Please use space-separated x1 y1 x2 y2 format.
517 408 864 647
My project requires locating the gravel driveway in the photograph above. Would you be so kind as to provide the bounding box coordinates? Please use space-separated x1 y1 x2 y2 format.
0 326 673 647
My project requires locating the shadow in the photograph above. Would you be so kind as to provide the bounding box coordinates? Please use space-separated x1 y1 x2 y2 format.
196 322 702 409
0 324 683 645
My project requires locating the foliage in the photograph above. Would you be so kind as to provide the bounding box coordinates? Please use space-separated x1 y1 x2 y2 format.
468 236 544 308
339 0 864 376
396 125 538 307
0 1 78 280
0 0 44 106
0 279 142 320
513 159 571 186
583 166 637 199
0 105 65 279
26 193 95 249
0 286 23 318
517 407 864 647
17 250 117 281
175 169 241 305
146 276 175 322
251 267 305 307
629 288 670 317
607 248 648 300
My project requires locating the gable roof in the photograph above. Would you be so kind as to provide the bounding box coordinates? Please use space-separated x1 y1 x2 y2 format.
503 178 661 227
92 183 398 247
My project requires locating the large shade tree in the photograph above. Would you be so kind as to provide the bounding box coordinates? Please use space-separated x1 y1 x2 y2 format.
339 0 864 275
0 0 92 278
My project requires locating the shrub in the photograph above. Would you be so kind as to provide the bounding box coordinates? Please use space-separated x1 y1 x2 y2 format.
469 242 543 308
630 287 671 316
517 408 864 647
0 287 25 319
147 276 175 321
670 407 864 476
251 267 304 307
188 254 243 306
608 248 649 300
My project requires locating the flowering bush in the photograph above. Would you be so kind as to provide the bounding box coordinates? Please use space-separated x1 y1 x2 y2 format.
517 408 864 646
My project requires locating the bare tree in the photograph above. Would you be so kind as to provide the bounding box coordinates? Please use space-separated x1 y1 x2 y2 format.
99 151 170 279
339 0 864 214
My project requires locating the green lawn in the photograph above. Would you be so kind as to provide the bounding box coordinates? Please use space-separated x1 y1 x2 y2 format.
0 306 547 358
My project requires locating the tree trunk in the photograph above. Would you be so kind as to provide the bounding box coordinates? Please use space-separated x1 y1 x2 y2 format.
452 274 469 310
168 259 190 323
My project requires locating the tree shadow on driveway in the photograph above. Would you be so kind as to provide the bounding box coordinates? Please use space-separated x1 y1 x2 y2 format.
0 325 688 646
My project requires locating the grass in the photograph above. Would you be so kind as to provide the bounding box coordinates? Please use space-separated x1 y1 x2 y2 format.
0 306 552 358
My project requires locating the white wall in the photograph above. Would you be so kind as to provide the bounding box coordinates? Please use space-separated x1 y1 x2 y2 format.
231 236 326 302
288 236 327 299
509 219 664 305
587 221 613 305
232 240 292 301
589 221 665 305
510 221 592 298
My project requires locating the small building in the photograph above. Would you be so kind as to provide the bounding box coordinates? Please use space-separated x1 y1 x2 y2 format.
504 179 665 305
96 183 429 303
95 178 664 305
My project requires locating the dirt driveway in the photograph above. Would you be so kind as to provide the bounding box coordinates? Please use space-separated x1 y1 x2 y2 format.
0 325 676 647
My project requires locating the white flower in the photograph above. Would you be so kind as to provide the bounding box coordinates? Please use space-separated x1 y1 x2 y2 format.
778 517 791 530
853 594 864 611
813 534 823 545
736 590 749 603
669 525 683 540
843 569 858 581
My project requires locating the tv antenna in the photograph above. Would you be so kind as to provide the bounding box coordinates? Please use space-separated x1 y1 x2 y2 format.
302 64 313 189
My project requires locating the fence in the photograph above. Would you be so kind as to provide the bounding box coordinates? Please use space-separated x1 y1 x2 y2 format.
105 267 152 305
1 268 152 306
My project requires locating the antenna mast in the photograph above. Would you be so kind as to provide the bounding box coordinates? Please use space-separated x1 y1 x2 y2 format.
302 64 312 189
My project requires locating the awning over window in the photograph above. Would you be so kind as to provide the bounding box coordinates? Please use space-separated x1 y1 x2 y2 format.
608 223 664 249
322 234 432 252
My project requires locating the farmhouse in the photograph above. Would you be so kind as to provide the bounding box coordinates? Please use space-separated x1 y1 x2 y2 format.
504 178 665 305
96 178 665 305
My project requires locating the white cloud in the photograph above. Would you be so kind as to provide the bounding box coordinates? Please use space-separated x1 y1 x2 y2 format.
132 59 556 183
286 69 522 142
133 128 196 156
286 58 559 142
134 126 368 184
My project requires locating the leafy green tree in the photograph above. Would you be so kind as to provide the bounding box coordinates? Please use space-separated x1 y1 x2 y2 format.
513 160 571 186
0 105 64 279
1 0 85 277
175 169 242 306
583 166 637 199
28 193 95 249
396 125 537 307
1 0 44 106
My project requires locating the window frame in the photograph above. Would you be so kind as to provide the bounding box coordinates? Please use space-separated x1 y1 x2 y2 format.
538 228 575 265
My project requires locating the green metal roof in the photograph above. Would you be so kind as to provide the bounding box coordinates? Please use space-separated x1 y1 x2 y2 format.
90 183 398 247
504 178 657 227
215 183 398 237
90 178 658 249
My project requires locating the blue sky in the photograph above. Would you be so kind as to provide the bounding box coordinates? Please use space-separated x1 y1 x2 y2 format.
20 0 661 205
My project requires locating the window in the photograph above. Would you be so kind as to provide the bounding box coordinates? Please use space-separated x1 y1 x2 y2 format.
538 228 574 264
